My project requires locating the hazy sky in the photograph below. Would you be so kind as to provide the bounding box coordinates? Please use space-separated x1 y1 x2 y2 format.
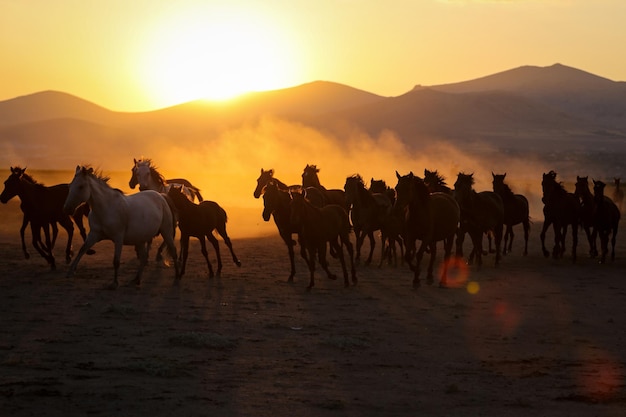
2 0 625 111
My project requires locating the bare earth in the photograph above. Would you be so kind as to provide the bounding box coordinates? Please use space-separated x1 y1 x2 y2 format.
1 198 625 417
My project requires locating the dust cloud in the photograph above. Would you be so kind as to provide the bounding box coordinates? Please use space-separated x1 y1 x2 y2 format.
1 116 574 239
120 116 556 238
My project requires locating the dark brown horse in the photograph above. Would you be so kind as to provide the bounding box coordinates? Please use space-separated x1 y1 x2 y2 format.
289 191 356 291
301 164 347 209
344 174 392 266
369 178 404 267
454 173 504 268
574 176 598 258
492 173 530 256
395 171 459 288
167 186 241 278
261 180 306 282
0 167 89 269
540 171 579 261
592 180 620 263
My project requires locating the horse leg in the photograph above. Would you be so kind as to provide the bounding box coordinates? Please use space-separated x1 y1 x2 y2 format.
610 226 618 262
129 242 148 288
31 223 55 269
198 236 215 278
305 245 317 291
66 231 100 278
455 227 465 257
426 241 437 286
340 232 357 285
494 223 503 266
318 242 337 281
522 220 530 256
216 225 242 267
20 215 30 259
364 231 375 266
206 233 222 277
440 235 455 288
470 230 483 269
330 240 349 287
354 228 364 264
72 209 95 255
280 232 297 282
179 234 190 277
59 216 74 264
539 220 550 257
571 222 578 263
412 241 428 289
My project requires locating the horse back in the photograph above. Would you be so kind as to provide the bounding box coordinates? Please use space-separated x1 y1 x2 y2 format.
124 191 174 240
430 193 460 238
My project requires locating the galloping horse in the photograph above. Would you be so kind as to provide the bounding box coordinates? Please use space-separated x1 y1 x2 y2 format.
369 178 404 266
344 174 392 265
64 166 180 289
301 164 347 209
289 191 356 291
167 186 241 278
492 173 530 256
540 171 579 261
129 158 203 202
262 180 306 281
574 176 598 258
1 166 87 269
592 180 620 263
395 172 459 288
454 173 504 268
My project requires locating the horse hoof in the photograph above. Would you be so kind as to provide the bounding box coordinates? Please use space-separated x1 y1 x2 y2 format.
235 260 242 267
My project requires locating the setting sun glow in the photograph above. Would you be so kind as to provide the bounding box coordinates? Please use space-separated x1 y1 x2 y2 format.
140 8 300 105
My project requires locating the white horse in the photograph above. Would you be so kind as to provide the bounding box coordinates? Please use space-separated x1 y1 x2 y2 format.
63 165 180 289
130 158 200 202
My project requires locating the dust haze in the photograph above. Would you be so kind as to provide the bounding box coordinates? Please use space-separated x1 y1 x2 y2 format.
2 116 598 238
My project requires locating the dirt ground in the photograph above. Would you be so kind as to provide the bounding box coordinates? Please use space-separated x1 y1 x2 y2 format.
1 195 625 417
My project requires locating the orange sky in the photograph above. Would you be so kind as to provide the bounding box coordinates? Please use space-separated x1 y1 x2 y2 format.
2 0 626 111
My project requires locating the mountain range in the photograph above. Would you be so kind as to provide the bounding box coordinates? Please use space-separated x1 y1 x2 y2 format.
1 63 626 174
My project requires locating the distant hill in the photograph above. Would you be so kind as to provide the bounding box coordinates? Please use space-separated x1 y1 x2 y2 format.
1 64 626 174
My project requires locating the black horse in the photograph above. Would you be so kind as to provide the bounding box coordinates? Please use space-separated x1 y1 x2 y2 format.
344 174 392 266
540 171 579 261
395 172 459 288
261 180 307 282
454 173 504 268
574 176 598 258
167 186 241 278
301 164 347 209
492 173 530 256
592 180 620 263
290 191 356 291
1 167 90 269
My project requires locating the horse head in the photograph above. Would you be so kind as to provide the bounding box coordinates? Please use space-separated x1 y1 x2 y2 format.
302 164 321 188
1 166 26 203
593 179 606 202
64 165 95 214
343 174 364 207
254 168 274 199
454 172 475 206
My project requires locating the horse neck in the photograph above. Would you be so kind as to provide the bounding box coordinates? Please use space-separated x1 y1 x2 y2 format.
303 173 324 190
495 182 515 200
17 177 45 205
355 183 376 206
86 176 121 211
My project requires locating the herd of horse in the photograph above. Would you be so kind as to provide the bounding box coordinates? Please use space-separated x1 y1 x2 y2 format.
0 159 623 291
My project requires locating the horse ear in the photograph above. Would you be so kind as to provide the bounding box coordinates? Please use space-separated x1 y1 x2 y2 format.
75 165 81 174
492 172 495 179
396 171 401 180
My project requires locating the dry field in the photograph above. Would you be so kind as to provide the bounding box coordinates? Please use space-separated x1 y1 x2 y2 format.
1 183 625 416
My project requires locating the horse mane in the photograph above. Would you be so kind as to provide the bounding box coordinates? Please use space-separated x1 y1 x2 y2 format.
347 173 364 186
12 167 41 185
457 172 475 186
493 174 515 199
424 169 448 187
80 165 111 184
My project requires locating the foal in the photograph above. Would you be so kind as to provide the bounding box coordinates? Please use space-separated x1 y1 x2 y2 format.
167 186 241 278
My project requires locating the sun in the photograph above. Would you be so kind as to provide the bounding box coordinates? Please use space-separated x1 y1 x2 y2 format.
140 8 301 106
